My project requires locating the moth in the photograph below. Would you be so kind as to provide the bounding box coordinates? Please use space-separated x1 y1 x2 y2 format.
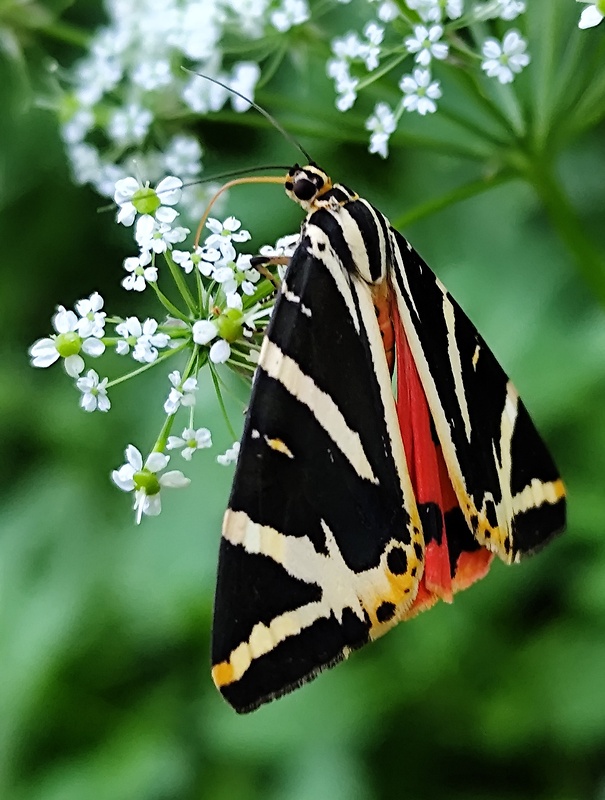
211 161 566 714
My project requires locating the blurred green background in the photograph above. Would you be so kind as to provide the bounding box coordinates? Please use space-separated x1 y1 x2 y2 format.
2 2 605 799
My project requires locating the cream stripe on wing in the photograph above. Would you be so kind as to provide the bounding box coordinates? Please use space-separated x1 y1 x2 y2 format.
442 288 472 443
306 224 360 333
259 337 378 484
216 510 420 686
330 206 372 282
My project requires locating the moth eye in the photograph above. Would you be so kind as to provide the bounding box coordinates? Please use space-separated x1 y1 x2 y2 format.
293 177 319 201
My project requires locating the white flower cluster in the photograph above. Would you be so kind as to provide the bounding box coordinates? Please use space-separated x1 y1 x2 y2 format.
29 172 298 523
60 0 311 207
326 0 532 158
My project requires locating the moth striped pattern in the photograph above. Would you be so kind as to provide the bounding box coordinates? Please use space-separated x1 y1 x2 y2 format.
212 164 566 713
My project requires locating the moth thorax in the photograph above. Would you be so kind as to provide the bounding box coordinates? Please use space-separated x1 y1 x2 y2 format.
285 163 332 212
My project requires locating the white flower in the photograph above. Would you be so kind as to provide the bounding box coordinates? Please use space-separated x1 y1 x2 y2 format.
577 1 605 28
335 74 359 112
405 25 449 66
200 246 224 276
67 142 102 186
366 102 397 159
114 175 183 227
229 62 261 112
399 68 442 115
327 57 359 111
271 0 310 32
131 59 172 91
163 135 203 178
164 370 199 415
226 292 243 311
61 108 94 145
122 251 157 291
209 339 231 364
108 103 153 146
76 369 110 412
29 305 105 377
213 264 238 295
172 247 201 274
496 0 525 20
217 441 241 466
167 427 212 460
173 244 223 277
405 0 442 22
328 23 384 106
445 0 463 18
74 53 122 106
135 216 189 254
112 445 190 524
378 1 399 21
74 292 106 338
259 233 301 260
115 316 170 362
481 30 530 84
361 22 384 70
406 0 462 21
182 73 228 114
192 319 218 346
332 31 366 60
205 216 251 249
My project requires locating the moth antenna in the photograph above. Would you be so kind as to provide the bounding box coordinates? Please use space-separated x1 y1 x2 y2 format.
168 164 293 192
193 174 286 248
184 70 314 164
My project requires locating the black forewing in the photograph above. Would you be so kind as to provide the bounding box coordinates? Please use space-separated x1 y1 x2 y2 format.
212 219 415 712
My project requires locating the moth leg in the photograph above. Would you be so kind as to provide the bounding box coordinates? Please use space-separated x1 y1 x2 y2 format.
250 255 290 287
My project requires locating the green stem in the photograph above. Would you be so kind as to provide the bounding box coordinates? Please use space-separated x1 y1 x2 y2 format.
525 160 605 309
153 413 177 454
106 343 188 389
355 52 408 92
151 282 190 323
163 251 197 314
181 344 201 382
37 20 91 48
209 363 237 440
391 171 512 229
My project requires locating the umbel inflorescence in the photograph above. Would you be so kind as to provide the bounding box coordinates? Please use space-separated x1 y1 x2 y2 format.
29 175 298 522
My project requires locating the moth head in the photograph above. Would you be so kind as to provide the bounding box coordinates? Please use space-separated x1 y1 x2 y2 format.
285 163 332 211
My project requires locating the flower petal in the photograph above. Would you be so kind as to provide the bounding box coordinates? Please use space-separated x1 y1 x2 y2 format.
192 319 218 345
210 339 231 364
579 5 604 26
160 470 191 488
155 176 183 205
146 451 169 472
64 354 85 377
126 445 143 471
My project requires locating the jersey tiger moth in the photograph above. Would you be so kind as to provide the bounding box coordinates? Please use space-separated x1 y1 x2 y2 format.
210 162 566 714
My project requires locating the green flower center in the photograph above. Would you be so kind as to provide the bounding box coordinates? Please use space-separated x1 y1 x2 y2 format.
55 331 82 357
217 309 244 343
597 0 605 15
133 469 161 496
132 186 161 216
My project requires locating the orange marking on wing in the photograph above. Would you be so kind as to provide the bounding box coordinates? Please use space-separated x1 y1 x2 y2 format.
452 550 493 593
212 661 234 688
372 281 396 374
393 297 453 602
391 294 492 612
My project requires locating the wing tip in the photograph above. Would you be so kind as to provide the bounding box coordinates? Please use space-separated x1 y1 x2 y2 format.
216 648 351 714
